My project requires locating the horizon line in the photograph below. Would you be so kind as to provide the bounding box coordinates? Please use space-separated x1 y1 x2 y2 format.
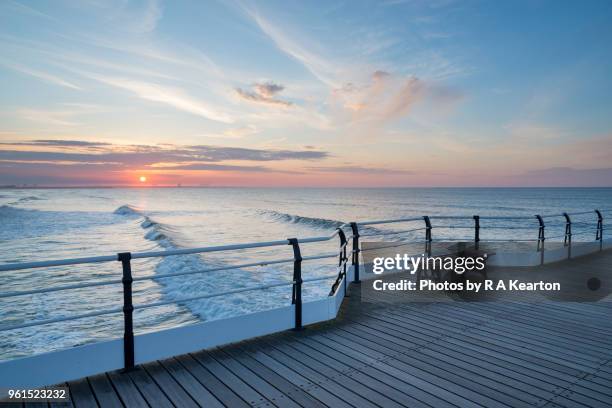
2 185 612 190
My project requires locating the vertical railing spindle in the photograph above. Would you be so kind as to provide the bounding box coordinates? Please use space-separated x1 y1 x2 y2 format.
473 215 480 250
350 222 360 283
423 216 432 256
288 238 303 330
563 212 572 259
595 210 603 251
536 215 545 265
118 252 135 371
337 228 348 296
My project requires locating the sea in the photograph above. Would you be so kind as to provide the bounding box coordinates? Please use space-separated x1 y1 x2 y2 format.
0 187 610 360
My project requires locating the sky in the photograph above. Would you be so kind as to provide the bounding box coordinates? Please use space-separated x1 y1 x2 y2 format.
0 0 611 187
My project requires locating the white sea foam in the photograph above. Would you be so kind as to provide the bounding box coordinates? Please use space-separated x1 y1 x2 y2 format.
115 205 285 322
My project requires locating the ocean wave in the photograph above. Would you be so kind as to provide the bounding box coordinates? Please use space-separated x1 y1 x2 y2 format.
140 216 174 248
139 214 267 321
114 205 174 247
261 210 345 229
270 210 456 243
113 204 142 216
114 204 253 321
7 196 45 206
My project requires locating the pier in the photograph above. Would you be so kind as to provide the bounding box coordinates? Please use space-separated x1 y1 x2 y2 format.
0 210 610 407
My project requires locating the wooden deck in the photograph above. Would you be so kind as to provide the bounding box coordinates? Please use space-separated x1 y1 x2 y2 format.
6 253 612 407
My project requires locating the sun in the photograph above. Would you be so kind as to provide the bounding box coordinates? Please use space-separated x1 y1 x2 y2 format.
139 176 147 183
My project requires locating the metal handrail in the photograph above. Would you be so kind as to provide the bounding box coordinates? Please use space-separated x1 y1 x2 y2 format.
1 210 607 273
0 272 342 333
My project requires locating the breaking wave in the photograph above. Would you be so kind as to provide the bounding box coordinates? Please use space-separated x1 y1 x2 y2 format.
113 205 177 250
261 210 345 229
113 205 273 322
260 209 391 238
113 204 142 216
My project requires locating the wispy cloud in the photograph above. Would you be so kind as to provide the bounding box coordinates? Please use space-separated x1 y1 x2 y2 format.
242 5 464 127
14 103 105 127
0 139 328 185
222 125 259 138
0 61 81 90
151 162 298 173
89 75 234 123
332 70 462 123
308 165 415 175
1 139 110 147
0 140 329 165
90 0 162 34
235 81 292 106
245 9 342 87
16 109 77 126
1 0 56 21
135 0 163 33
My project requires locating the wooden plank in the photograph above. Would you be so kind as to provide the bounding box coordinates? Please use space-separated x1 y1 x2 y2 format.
158 358 223 408
397 301 612 346
87 374 122 408
317 330 517 408
238 343 353 408
126 366 173 408
379 306 610 366
23 403 47 408
334 325 555 407
356 310 593 376
349 306 612 405
142 361 198 408
67 378 98 408
393 308 612 378
106 371 148 408
379 305 611 363
294 333 460 408
191 350 270 407
286 333 430 408
441 302 612 341
208 348 301 408
289 333 431 408
0 402 23 408
254 339 379 408
221 346 327 408
176 354 249 408
267 337 408 408
472 303 612 336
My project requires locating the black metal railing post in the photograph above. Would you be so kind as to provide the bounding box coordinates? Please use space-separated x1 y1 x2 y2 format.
563 212 572 259
338 228 348 296
350 222 360 283
288 238 303 330
473 215 480 250
423 216 432 256
536 215 545 265
118 252 135 371
595 210 603 251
